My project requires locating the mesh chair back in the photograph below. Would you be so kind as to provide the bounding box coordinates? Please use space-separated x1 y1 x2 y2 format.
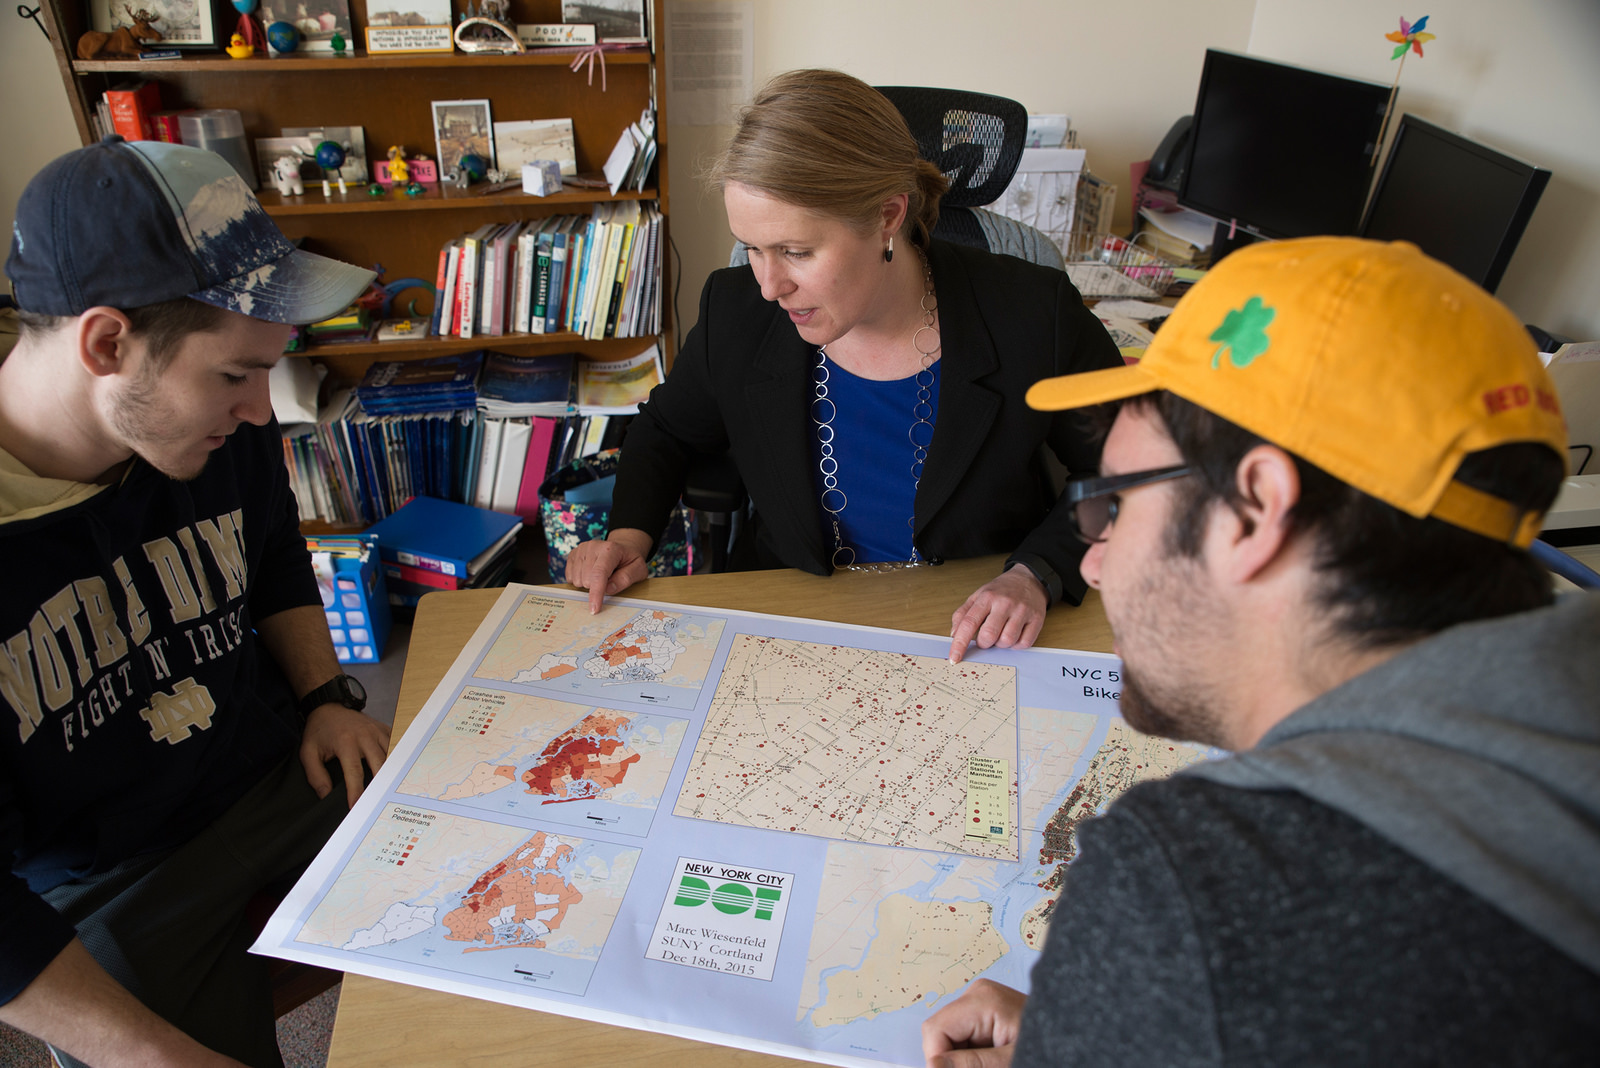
876 86 1029 247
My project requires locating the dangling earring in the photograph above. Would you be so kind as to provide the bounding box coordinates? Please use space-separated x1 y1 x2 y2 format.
884 236 894 263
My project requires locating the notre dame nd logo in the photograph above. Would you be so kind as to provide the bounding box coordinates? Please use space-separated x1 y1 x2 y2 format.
138 678 218 744
674 876 782 919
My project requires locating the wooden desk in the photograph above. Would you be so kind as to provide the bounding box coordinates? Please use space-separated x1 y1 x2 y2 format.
327 556 1112 1067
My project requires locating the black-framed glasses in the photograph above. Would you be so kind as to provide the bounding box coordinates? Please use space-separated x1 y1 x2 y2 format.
1065 465 1193 545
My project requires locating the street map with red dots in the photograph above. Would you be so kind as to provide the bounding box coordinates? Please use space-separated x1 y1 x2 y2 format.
256 586 1215 1067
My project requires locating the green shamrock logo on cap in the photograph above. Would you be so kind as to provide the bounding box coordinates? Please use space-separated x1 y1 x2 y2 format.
1209 296 1275 369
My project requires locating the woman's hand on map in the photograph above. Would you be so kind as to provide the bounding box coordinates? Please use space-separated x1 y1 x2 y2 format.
947 566 1048 664
566 528 655 613
921 978 1026 1067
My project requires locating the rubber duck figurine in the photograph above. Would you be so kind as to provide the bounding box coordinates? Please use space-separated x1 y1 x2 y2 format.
226 33 255 58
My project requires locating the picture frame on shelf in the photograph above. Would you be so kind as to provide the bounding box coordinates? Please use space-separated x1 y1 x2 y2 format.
253 135 320 189
259 0 352 53
562 0 645 43
89 0 218 49
282 125 369 186
493 118 577 177
432 99 495 175
365 0 453 53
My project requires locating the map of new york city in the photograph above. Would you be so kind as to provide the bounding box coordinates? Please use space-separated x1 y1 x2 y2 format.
259 589 1215 1068
675 635 1019 860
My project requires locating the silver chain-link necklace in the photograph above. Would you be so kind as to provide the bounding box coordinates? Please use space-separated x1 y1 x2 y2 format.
812 250 939 570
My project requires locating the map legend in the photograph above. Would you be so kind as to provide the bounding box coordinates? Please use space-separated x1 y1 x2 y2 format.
965 756 1011 842
372 807 434 868
449 689 506 736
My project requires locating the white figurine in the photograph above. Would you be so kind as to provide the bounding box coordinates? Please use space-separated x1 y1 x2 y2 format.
272 155 304 196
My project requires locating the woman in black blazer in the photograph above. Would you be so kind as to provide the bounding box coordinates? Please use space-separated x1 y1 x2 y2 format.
566 69 1121 661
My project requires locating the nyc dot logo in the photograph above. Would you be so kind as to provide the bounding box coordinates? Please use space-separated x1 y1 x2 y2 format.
674 874 783 919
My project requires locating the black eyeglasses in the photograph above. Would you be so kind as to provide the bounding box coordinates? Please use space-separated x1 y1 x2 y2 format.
1065 465 1193 545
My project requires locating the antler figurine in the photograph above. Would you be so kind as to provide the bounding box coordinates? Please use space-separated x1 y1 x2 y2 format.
77 5 163 60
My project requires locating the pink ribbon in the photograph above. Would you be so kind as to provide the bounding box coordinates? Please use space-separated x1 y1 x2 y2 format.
569 45 607 92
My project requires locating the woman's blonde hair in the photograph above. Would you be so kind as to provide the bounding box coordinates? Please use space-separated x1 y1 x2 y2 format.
706 69 949 249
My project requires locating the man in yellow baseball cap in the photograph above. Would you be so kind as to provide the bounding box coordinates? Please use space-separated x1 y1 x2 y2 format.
923 237 1597 1066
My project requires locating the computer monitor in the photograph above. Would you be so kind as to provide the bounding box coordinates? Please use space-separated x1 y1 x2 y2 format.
1359 113 1550 293
1178 50 1390 243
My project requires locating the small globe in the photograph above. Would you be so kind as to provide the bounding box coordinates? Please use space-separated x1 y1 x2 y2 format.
457 153 487 182
314 140 346 170
231 0 257 13
265 20 298 53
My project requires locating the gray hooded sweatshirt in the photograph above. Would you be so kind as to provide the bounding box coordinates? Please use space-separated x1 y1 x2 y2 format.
1015 593 1600 1066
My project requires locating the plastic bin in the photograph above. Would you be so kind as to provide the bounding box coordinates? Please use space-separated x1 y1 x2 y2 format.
179 109 258 189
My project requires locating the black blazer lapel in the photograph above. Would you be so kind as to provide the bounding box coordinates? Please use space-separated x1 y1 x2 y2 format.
915 242 1003 536
743 312 829 568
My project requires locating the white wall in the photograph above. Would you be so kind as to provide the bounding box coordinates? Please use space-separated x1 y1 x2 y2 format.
665 0 1257 342
1 19 81 262
1247 0 1600 339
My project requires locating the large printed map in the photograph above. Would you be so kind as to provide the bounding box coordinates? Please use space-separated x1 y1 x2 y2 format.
398 686 687 837
675 635 1019 859
295 804 637 995
476 593 726 709
258 588 1217 1068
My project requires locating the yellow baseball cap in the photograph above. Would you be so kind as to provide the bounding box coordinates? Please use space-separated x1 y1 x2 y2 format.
1028 237 1568 548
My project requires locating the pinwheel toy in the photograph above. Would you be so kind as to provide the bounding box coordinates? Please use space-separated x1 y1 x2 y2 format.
1374 15 1438 162
1387 15 1435 59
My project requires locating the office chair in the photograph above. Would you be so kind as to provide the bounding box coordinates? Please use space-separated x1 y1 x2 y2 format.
1531 539 1600 590
874 85 1041 256
690 87 1057 571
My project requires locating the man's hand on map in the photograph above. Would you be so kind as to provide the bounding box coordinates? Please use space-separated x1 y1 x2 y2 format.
301 704 392 808
565 529 654 613
947 566 1047 664
921 978 1026 1067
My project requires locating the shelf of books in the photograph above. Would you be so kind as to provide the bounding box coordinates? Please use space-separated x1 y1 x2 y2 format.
285 348 661 534
295 198 664 370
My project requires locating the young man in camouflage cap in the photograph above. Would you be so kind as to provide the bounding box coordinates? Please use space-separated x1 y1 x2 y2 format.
1 137 388 1066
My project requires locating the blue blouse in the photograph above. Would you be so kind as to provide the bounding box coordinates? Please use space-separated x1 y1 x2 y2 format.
807 353 942 563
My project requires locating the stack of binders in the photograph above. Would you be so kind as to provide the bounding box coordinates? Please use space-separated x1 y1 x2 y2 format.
363 495 523 608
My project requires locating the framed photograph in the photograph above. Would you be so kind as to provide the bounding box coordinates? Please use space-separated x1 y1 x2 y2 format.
493 118 576 177
561 0 645 42
253 135 318 189
432 99 495 173
282 125 369 185
258 0 352 53
90 0 217 49
365 0 453 53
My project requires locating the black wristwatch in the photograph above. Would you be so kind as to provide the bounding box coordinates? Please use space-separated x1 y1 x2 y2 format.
298 674 368 718
1004 552 1063 608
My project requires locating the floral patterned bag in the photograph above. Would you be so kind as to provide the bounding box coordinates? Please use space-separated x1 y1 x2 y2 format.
538 449 696 581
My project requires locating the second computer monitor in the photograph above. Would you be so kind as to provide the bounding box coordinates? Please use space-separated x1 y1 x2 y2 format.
1359 113 1550 293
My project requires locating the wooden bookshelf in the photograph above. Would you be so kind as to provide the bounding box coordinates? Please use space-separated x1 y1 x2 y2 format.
38 0 673 531
37 0 673 389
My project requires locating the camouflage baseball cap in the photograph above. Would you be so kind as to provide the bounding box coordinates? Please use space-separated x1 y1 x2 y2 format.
6 136 373 324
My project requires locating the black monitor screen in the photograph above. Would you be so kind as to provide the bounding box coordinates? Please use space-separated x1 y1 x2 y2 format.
1359 114 1550 292
1179 50 1389 240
